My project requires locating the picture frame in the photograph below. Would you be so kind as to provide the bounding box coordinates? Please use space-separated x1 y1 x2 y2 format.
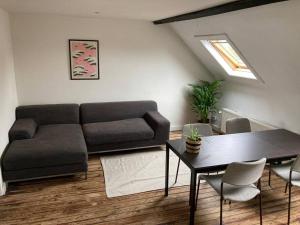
69 39 100 80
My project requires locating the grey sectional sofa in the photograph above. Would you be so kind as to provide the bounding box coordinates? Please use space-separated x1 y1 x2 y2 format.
1 101 170 182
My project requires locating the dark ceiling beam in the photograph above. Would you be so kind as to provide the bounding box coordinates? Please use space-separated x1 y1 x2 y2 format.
153 0 288 25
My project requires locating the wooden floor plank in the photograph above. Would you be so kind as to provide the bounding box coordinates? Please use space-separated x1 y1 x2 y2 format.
0 132 299 224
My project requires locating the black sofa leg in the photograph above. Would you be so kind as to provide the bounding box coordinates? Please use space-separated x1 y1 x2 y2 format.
85 172 87 180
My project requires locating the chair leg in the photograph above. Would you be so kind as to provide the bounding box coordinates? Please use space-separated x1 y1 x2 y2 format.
257 179 263 225
259 193 263 225
268 168 272 187
195 175 201 210
220 182 224 225
174 158 180 184
288 182 292 225
220 196 223 225
285 182 288 193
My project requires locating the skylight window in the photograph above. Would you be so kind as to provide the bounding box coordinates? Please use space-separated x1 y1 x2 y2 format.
201 38 257 80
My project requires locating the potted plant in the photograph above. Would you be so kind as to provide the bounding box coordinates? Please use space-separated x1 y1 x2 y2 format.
185 126 202 154
189 80 223 123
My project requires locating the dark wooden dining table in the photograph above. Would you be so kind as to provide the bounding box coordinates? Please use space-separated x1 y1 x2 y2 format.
165 129 300 225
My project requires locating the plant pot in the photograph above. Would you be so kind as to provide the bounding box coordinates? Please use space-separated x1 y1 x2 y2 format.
186 137 201 154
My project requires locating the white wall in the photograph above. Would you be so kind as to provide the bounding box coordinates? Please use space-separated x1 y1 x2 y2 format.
171 0 300 133
0 8 18 195
11 13 212 130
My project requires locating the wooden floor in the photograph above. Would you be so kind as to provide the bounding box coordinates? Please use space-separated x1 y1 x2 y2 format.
1 131 300 225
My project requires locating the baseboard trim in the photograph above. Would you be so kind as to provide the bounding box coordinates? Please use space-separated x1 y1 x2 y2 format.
170 125 182 131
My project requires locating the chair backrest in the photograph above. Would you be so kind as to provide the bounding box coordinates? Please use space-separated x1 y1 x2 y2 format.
226 117 251 134
292 155 300 173
182 123 213 138
222 158 266 186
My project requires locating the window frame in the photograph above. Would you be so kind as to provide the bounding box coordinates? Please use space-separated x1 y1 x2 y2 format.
209 40 248 71
197 34 263 82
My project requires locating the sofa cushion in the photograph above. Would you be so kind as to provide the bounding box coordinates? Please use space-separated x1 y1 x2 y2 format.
83 118 155 146
9 119 37 142
3 124 87 171
16 104 79 125
80 101 157 123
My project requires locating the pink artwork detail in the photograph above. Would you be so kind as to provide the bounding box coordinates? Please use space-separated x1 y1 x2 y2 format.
70 40 99 80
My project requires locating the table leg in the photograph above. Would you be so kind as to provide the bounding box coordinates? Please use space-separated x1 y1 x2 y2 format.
165 145 169 197
189 170 197 225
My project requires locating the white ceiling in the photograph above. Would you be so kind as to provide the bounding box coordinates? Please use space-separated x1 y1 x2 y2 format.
0 0 233 21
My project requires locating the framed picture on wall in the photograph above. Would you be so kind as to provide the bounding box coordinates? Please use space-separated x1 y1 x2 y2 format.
69 39 100 80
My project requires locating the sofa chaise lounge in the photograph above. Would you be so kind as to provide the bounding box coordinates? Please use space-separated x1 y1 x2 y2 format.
1 104 88 182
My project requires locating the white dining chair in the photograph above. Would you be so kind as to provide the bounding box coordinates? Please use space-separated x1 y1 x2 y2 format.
270 155 300 224
174 123 213 184
197 158 266 225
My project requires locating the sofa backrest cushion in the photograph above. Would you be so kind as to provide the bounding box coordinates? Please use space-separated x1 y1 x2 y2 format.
80 101 157 123
16 104 80 125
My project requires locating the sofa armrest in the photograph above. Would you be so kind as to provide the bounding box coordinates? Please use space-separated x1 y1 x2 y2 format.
9 119 38 142
144 111 170 142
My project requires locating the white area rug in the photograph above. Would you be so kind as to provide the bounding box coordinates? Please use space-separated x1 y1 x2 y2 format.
100 147 193 198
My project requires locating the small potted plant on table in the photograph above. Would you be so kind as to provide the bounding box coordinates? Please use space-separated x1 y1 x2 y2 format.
185 126 202 154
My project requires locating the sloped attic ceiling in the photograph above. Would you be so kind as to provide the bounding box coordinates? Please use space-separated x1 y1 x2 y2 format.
170 0 300 133
170 0 299 86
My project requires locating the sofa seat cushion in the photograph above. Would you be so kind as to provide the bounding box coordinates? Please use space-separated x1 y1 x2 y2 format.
3 124 87 171
83 118 155 146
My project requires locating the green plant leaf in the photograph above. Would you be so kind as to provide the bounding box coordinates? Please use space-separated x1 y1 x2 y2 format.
188 80 223 121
